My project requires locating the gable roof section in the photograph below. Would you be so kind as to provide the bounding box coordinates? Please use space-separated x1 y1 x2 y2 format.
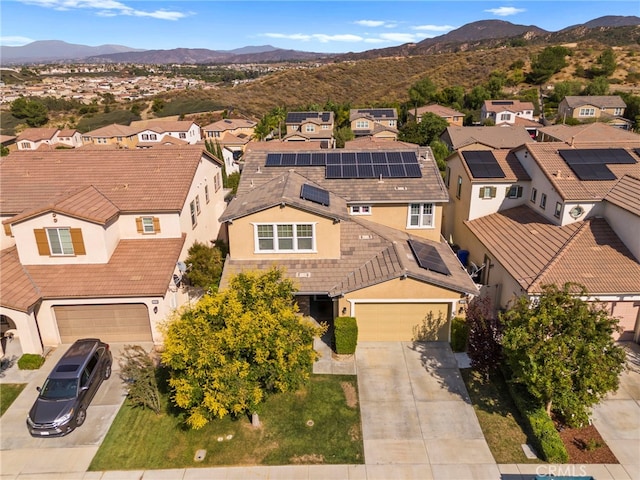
129 119 197 133
415 104 464 118
82 123 138 138
16 128 59 142
0 247 42 312
562 95 626 109
202 118 256 132
443 125 534 150
483 100 534 114
350 108 398 121
604 175 640 216
520 143 640 201
537 123 640 146
465 205 640 295
0 146 219 217
286 112 333 125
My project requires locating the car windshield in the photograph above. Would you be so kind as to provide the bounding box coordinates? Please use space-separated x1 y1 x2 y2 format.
39 378 78 400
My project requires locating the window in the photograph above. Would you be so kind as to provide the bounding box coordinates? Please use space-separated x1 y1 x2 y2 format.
116 136 123 142
407 203 434 228
506 185 523 199
137 216 160 234
554 202 562 218
205 184 210 203
20 142 31 149
255 223 315 252
195 195 201 215
445 167 451 188
179 132 186 139
389 120 396 127
190 200 197 227
456 176 462 199
530 188 537 203
500 113 511 121
350 205 371 215
356 120 369 129
47 228 74 255
578 108 595 117
614 107 623 116
322 124 330 130
305 124 315 133
540 193 547 210
479 186 496 199
214 172 221 192
141 217 155 233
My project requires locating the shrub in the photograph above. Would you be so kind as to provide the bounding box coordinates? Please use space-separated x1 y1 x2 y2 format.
119 345 161 414
450 317 468 352
502 366 569 463
17 354 45 370
334 317 358 354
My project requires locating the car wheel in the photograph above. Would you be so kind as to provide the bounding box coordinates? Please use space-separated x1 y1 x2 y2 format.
104 363 112 380
75 407 87 428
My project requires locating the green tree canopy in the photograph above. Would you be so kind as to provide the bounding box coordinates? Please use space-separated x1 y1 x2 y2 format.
408 76 437 108
10 97 49 127
501 283 625 427
583 76 610 96
183 240 227 291
590 48 616 78
398 112 448 146
161 268 324 429
527 46 572 84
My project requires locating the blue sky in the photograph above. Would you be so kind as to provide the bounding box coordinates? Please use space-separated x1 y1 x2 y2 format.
1 0 639 53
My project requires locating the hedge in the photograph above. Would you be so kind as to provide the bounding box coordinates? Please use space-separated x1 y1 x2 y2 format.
450 317 468 352
334 316 358 354
502 367 569 463
17 353 45 370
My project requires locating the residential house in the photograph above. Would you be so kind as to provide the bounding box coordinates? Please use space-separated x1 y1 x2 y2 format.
481 100 535 125
536 122 640 147
201 118 257 174
218 141 477 342
409 104 465 126
81 123 139 148
349 108 398 141
440 125 535 152
16 128 60 151
557 95 629 129
129 119 202 146
55 128 83 148
0 146 227 355
443 142 640 341
0 135 16 153
284 112 335 147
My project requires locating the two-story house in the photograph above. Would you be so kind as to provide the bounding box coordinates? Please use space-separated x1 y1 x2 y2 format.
81 123 139 148
201 118 257 174
557 95 629 129
129 120 202 146
537 122 640 147
444 142 640 341
440 125 535 152
217 141 477 342
284 112 335 147
16 128 60 151
481 100 535 125
0 146 226 355
409 104 465 126
349 109 398 141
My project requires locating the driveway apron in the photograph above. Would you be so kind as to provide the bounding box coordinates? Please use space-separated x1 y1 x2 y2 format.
356 341 498 479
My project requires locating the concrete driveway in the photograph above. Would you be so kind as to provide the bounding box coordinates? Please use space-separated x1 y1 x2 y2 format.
0 343 145 477
356 341 498 479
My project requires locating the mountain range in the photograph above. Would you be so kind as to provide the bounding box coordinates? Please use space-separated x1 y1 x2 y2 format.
1 15 638 65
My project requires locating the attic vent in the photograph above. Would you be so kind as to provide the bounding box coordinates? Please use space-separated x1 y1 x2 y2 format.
296 272 311 278
394 186 408 191
359 234 373 240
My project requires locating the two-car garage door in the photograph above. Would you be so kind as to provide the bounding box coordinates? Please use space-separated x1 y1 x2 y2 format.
54 304 153 343
355 303 450 342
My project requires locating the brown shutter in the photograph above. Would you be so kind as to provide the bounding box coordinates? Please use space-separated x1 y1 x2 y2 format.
3 223 11 236
136 217 143 233
479 188 484 198
34 229 50 255
153 217 161 233
70 228 86 255
505 186 511 196
490 187 497 198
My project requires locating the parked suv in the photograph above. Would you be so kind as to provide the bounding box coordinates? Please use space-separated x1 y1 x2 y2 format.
27 338 112 437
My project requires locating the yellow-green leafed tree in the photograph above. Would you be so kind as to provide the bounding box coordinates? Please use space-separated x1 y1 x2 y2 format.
161 268 324 429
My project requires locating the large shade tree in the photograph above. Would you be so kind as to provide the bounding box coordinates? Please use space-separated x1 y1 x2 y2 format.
501 283 626 427
161 268 324 429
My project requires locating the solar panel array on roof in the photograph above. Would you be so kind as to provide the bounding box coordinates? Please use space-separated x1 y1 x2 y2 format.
461 151 506 178
491 100 514 106
358 109 396 118
300 184 330 206
264 151 422 179
634 148 640 158
286 112 331 124
558 149 636 181
408 239 451 276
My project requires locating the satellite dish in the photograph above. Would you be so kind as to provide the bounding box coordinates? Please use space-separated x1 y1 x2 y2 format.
177 261 187 273
569 206 584 219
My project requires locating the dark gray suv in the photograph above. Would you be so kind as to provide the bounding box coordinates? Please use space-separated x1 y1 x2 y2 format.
27 338 112 437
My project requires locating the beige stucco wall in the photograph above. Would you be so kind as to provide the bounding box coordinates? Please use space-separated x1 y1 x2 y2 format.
602 202 640 260
356 203 443 242
0 307 42 354
227 205 341 260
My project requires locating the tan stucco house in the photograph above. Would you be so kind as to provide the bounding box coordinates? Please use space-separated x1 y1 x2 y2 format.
0 146 226 355
410 104 465 127
218 141 477 342
201 118 257 174
284 112 335 146
349 108 398 141
557 95 627 125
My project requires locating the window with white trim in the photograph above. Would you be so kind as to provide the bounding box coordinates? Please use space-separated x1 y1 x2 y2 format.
255 223 315 252
350 205 371 215
506 185 523 199
20 142 31 149
578 107 595 117
613 107 623 116
141 217 155 233
456 176 462 199
305 124 315 133
205 184 210 203
214 172 221 192
500 113 511 121
356 120 369 129
179 132 186 139
530 188 537 203
480 186 496 199
407 203 434 228
190 200 197 227
195 195 201 215
540 193 547 210
322 124 330 130
554 202 562 218
47 227 74 255
389 120 396 127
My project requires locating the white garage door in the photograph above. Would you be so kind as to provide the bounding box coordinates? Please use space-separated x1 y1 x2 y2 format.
355 303 450 341
54 304 152 343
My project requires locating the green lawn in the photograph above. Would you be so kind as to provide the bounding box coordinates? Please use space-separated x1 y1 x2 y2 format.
0 383 27 416
90 374 363 470
461 368 543 464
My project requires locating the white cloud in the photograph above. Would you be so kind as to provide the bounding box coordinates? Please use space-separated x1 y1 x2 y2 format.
355 20 386 27
412 24 457 32
484 6 526 17
264 33 364 44
0 36 36 46
18 0 187 20
379 32 423 43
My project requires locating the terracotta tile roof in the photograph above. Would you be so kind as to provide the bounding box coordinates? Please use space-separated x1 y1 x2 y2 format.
349 109 398 121
0 247 42 312
343 137 418 150
58 129 78 137
415 104 464 118
217 132 252 146
520 143 640 201
604 175 640 216
483 100 534 113
129 119 197 133
1 135 16 145
0 146 217 216
202 118 256 131
237 144 447 203
7 186 119 226
537 123 640 146
221 218 477 297
562 95 626 109
82 123 137 137
458 149 531 182
16 128 59 142
465 205 640 295
511 116 540 128
137 136 188 147
443 125 534 150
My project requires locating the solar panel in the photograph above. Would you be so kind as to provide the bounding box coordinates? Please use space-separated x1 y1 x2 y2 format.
558 148 634 181
358 164 374 177
373 164 390 177
492 100 514 105
312 153 326 165
389 164 406 177
326 165 342 178
387 151 402 163
356 152 372 164
404 163 422 177
343 164 358 178
326 152 341 165
408 240 451 276
300 184 330 206
566 163 616 181
607 149 636 164
634 148 640 159
342 152 356 164
461 151 506 179
372 152 387 163
265 153 282 166
296 153 311 166
401 151 418 164
282 153 296 166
